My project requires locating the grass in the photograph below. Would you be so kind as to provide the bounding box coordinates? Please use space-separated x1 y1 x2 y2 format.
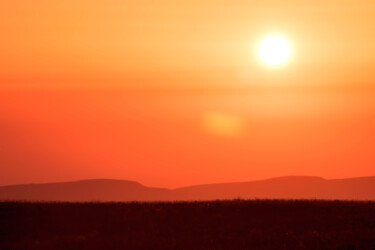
1 200 375 249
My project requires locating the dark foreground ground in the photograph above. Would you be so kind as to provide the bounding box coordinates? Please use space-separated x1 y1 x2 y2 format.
1 200 375 249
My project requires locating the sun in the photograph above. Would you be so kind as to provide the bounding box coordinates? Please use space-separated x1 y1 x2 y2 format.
258 36 290 65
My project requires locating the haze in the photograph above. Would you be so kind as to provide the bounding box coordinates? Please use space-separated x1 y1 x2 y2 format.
1 0 375 188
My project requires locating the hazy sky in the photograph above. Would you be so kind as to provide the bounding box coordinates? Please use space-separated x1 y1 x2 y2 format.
1 0 375 87
1 0 375 187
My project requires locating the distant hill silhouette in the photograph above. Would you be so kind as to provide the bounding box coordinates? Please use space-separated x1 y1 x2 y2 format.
1 176 375 201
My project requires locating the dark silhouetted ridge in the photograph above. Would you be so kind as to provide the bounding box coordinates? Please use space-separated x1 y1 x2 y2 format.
1 176 375 201
0 179 171 201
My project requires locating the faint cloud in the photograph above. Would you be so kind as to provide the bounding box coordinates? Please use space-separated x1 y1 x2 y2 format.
202 111 244 137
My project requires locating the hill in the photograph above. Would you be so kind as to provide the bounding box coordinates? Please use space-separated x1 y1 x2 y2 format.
0 179 171 201
1 176 375 201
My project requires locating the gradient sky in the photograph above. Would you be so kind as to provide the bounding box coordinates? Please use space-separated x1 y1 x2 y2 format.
1 0 375 187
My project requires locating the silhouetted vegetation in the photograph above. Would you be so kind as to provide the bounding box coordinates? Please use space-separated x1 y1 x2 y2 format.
1 200 375 249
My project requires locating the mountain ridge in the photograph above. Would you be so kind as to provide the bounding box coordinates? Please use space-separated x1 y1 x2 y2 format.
1 176 375 201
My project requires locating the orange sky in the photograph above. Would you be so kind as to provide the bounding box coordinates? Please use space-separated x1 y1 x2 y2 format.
1 0 375 187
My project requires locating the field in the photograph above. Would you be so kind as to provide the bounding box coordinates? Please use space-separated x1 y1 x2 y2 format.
1 200 375 249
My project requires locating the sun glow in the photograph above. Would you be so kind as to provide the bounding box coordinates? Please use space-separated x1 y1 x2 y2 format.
259 36 290 65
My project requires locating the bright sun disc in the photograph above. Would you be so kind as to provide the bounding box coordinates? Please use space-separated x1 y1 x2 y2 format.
259 36 290 65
